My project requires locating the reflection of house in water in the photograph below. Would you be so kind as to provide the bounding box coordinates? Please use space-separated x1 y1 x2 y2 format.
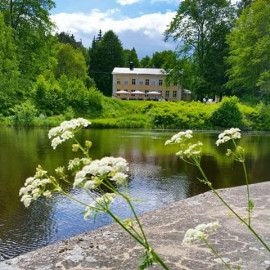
112 63 191 101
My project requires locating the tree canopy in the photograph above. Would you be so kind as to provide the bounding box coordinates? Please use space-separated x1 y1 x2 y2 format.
165 0 235 99
226 0 270 98
89 30 124 96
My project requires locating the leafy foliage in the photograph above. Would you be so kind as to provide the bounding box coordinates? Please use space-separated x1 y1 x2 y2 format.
89 30 125 96
165 0 235 99
11 101 37 126
210 96 243 128
226 0 270 98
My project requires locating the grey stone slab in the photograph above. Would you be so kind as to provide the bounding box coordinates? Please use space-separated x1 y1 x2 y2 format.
1 182 270 270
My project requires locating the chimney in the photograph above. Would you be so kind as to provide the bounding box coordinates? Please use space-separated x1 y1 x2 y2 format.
129 62 134 70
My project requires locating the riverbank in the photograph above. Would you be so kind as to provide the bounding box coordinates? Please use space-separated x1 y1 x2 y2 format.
1 182 269 270
2 97 270 130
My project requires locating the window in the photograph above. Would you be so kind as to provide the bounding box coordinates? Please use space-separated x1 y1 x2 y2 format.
173 91 177 98
145 79 149 85
145 90 149 93
159 79 163 86
117 89 121 92
151 79 156 86
165 90 170 98
124 78 128 85
117 78 121 85
139 78 143 85
131 89 135 92
132 78 136 85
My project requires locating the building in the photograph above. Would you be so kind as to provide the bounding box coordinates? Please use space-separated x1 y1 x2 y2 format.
112 63 190 101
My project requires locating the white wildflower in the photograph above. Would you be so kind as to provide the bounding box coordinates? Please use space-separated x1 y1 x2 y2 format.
51 136 63 149
183 221 221 244
20 194 32 208
48 118 91 149
68 158 81 171
84 180 98 189
216 128 241 146
111 172 128 185
165 130 193 145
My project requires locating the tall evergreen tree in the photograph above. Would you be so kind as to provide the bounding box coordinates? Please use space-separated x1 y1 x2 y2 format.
123 48 140 68
89 30 124 96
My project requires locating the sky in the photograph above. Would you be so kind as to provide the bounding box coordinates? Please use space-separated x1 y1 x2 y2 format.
50 0 181 59
50 0 238 59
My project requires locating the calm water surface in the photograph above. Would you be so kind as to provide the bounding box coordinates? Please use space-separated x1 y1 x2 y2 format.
0 127 269 260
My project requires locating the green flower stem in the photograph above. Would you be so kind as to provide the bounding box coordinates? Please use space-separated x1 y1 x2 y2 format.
202 239 232 270
73 137 89 158
125 196 149 246
242 161 251 226
105 208 146 247
151 249 171 270
195 161 270 252
102 180 150 247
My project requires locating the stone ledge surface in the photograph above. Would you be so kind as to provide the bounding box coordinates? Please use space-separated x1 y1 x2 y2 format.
1 182 270 270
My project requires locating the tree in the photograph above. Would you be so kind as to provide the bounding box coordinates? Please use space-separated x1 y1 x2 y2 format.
57 32 82 49
0 12 19 115
165 0 235 99
0 0 56 80
149 50 176 68
89 30 124 96
236 0 254 15
140 56 151 68
123 48 140 68
52 43 88 81
226 0 270 99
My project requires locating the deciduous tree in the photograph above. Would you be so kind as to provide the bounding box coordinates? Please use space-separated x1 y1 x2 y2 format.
226 0 270 99
165 0 235 99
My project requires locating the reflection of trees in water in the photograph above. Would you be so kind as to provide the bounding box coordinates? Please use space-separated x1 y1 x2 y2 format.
1 128 270 260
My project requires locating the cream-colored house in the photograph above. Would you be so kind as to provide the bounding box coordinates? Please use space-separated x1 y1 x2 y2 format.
112 65 190 101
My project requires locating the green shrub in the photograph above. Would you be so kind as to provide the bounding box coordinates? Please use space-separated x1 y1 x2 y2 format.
210 97 243 128
12 101 37 126
257 103 270 130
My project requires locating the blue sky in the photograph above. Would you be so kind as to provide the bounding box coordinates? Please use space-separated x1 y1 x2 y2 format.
50 0 181 58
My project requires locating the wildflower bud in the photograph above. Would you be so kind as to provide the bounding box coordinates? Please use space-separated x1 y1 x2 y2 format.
72 144 80 152
85 140 92 149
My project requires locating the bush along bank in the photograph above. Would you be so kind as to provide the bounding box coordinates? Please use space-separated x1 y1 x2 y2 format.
1 96 270 131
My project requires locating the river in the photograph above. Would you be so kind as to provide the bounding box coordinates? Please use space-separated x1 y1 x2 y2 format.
0 127 269 260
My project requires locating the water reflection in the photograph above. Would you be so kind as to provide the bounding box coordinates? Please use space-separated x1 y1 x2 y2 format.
0 128 269 260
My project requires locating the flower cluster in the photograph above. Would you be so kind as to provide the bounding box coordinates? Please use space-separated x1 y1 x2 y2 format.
165 130 193 145
183 221 220 244
19 166 53 207
74 157 129 188
83 193 116 220
216 128 241 146
48 118 91 149
176 141 203 159
68 157 92 171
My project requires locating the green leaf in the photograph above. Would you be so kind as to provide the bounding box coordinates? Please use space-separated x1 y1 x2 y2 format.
138 252 154 270
248 200 254 212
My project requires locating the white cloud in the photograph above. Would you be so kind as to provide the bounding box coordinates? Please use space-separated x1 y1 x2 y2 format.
51 9 176 57
150 0 179 3
116 0 142 5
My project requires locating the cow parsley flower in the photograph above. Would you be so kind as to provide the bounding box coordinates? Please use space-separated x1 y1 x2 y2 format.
48 118 91 149
74 157 129 188
183 221 221 244
83 193 116 220
216 128 241 146
19 166 54 207
165 130 193 145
